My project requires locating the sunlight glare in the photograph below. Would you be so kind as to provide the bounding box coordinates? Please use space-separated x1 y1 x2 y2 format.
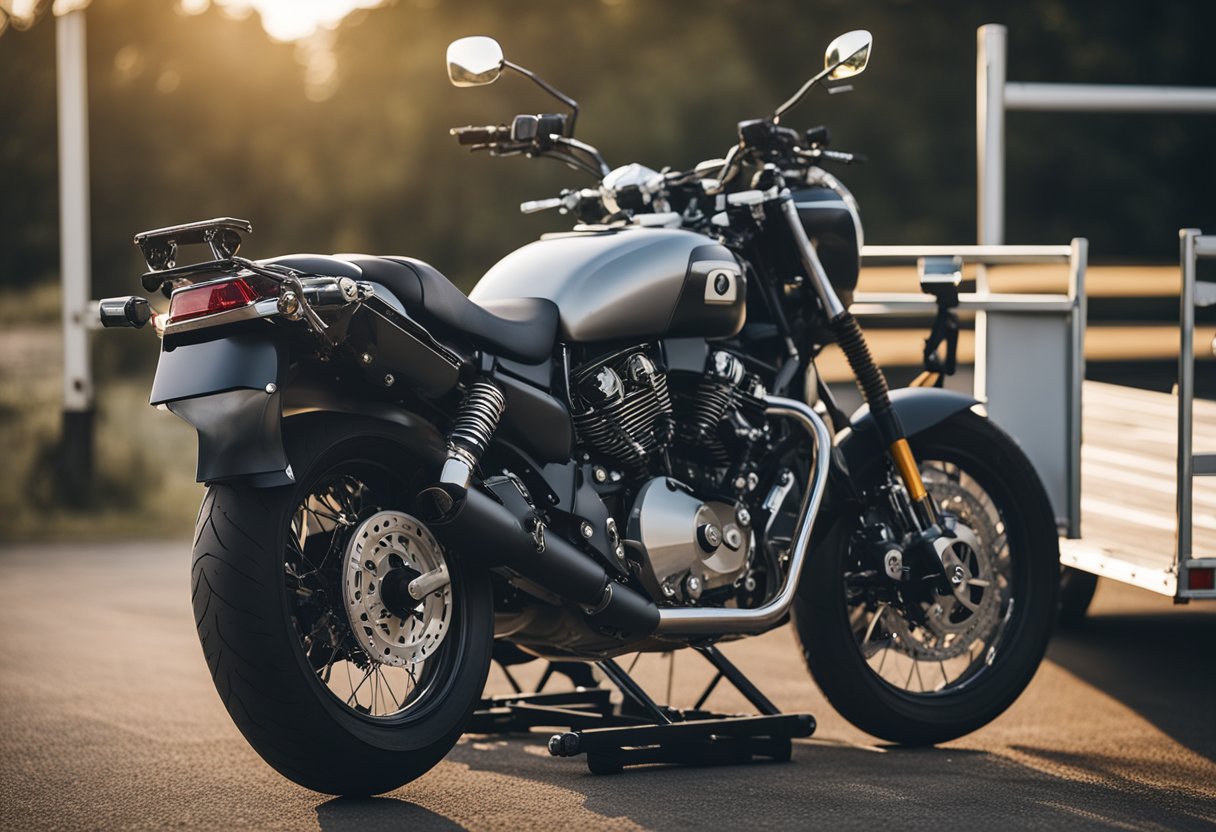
178 0 388 43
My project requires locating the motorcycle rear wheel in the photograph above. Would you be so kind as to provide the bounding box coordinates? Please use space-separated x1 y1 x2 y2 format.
793 410 1059 745
191 415 492 795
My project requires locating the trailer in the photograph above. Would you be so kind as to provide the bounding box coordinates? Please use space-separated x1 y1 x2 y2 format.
852 230 1215 617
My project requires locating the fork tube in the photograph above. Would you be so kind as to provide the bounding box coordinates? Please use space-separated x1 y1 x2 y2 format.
778 195 937 529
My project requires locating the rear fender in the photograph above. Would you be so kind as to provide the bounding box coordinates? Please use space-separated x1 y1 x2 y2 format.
152 334 444 486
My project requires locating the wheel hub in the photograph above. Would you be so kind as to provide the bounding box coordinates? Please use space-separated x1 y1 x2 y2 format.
884 479 1004 661
343 511 452 667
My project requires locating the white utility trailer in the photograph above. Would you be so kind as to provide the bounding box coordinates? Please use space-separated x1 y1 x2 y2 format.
853 233 1215 607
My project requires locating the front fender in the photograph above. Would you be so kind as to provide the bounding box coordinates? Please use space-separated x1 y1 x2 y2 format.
835 387 979 477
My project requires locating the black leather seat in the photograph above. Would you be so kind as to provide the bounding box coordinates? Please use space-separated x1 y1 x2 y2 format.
263 253 558 364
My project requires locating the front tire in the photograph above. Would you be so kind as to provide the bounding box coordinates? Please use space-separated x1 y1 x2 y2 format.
191 415 493 795
793 410 1059 745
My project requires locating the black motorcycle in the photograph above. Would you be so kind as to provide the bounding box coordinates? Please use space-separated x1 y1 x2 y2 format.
101 30 1058 795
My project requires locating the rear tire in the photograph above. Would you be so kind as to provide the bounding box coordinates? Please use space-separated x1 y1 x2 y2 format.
793 410 1059 745
191 415 492 795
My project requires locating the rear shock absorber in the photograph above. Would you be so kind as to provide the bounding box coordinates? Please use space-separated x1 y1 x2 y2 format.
778 195 937 530
419 380 506 521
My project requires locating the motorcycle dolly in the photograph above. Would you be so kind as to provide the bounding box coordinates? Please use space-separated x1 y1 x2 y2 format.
466 645 816 775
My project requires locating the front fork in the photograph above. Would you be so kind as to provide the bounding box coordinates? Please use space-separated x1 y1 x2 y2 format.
778 195 939 533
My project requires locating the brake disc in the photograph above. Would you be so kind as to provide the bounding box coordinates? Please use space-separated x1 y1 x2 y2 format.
343 511 453 667
884 477 1004 661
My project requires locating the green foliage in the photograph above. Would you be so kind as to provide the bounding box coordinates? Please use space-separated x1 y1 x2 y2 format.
1 0 1213 307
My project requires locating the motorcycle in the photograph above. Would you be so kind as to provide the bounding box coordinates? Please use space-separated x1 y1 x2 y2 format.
100 30 1059 795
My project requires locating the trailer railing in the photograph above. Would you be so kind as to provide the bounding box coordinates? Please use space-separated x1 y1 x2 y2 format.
856 240 1088 538
1178 230 1216 599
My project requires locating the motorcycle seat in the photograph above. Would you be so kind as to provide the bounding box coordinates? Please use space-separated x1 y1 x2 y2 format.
261 253 558 364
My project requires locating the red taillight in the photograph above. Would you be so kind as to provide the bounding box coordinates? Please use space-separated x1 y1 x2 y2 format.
168 278 259 323
1188 568 1215 591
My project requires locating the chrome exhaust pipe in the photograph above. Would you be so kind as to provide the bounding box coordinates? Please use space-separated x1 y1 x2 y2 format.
653 396 833 636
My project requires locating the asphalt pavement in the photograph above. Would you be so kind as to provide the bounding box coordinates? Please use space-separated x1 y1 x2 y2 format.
1 540 1213 831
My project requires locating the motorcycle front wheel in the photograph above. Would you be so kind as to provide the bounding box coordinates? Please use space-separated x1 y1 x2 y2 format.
191 415 493 795
793 409 1059 745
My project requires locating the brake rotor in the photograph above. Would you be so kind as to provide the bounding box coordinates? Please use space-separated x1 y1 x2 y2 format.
885 477 1004 661
343 511 452 667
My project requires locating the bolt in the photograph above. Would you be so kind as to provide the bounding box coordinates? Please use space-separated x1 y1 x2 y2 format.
736 507 751 527
592 466 608 483
277 290 301 318
684 574 703 600
743 575 757 592
724 527 742 549
361 352 373 365
580 521 594 539
264 383 277 394
950 565 965 586
779 470 793 485
747 472 759 490
383 373 395 386
884 550 903 581
733 476 748 491
661 583 676 598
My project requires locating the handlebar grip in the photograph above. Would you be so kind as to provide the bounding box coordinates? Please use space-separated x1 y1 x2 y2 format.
450 125 508 146
819 149 867 164
520 197 564 215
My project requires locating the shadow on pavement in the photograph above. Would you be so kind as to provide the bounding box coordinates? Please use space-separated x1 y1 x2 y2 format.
436 735 1214 831
1048 607 1216 763
316 796 465 832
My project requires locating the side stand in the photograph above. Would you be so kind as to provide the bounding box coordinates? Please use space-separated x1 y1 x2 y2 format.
468 645 815 774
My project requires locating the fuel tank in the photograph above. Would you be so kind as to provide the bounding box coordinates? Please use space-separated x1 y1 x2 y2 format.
469 227 744 343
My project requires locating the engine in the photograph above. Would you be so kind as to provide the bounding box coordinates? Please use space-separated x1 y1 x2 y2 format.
569 345 776 606
570 345 674 470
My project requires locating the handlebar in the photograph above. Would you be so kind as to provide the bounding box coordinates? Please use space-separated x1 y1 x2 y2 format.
799 147 867 165
520 197 564 214
450 124 511 146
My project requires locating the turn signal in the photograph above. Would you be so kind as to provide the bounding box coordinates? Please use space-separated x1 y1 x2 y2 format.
168 278 259 323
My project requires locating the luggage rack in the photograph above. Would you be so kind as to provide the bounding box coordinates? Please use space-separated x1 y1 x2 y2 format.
467 646 815 775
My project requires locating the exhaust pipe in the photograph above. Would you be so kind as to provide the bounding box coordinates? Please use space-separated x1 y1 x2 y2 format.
430 396 829 642
429 485 659 638
653 396 832 636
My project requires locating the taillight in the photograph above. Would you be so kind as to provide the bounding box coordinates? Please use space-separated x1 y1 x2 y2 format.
168 278 259 323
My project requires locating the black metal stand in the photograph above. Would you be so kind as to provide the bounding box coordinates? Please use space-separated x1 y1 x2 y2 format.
467 646 815 774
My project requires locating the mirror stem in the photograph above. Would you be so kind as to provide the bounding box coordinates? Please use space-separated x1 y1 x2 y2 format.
773 65 833 123
503 59 579 136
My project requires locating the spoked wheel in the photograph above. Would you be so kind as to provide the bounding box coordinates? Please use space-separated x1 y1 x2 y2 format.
793 410 1059 745
192 415 492 795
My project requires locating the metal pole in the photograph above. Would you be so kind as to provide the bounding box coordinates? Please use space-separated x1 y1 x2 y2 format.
1176 229 1198 592
1006 83 1216 113
977 24 1006 250
56 8 94 504
974 24 1006 406
1067 237 1088 539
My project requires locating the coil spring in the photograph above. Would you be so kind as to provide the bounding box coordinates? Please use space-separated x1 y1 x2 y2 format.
449 381 506 459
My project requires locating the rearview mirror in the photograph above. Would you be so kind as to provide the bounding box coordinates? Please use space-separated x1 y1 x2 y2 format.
824 30 872 81
447 36 504 87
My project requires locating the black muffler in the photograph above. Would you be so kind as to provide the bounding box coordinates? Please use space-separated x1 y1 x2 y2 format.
429 484 659 639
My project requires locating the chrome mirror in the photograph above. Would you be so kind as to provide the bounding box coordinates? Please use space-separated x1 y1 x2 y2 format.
447 36 504 87
825 30 872 81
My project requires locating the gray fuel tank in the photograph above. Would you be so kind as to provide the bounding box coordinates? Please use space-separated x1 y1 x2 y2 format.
470 227 744 343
